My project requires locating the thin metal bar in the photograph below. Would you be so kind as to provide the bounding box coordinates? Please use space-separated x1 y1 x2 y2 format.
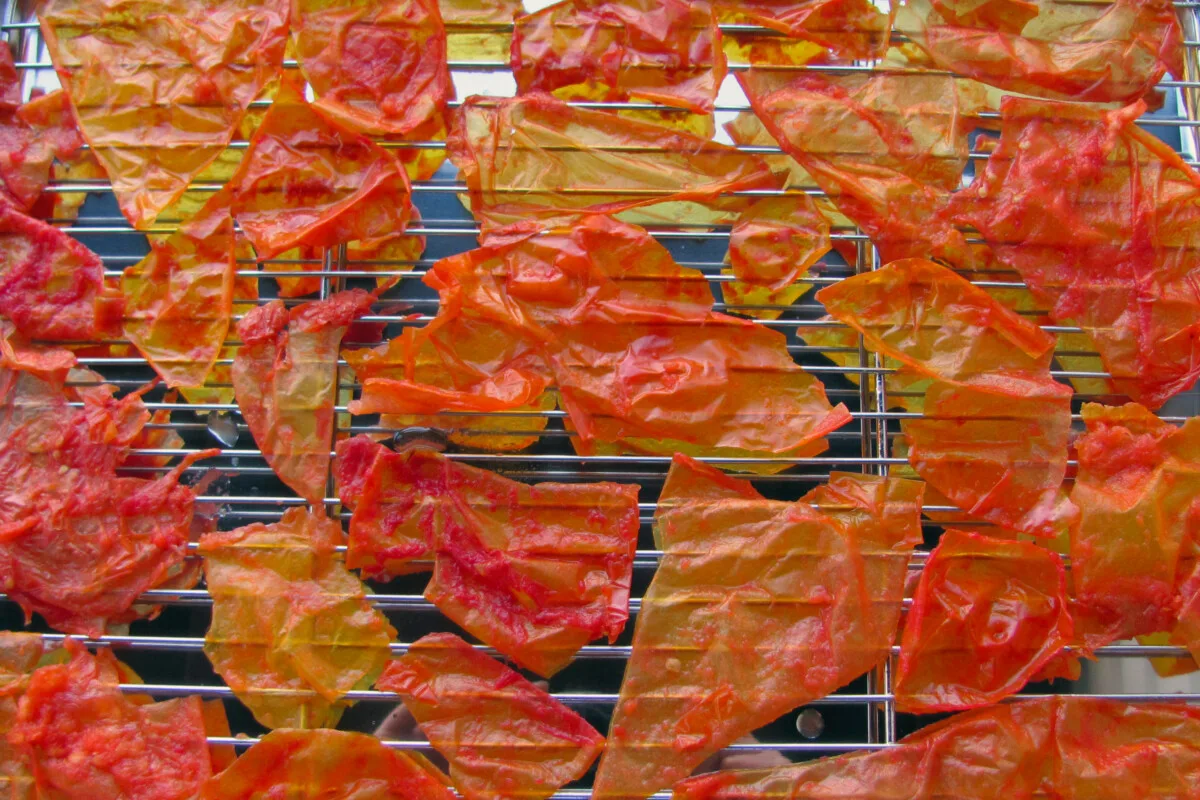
29 633 1196 659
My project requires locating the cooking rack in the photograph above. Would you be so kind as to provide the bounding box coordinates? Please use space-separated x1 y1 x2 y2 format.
4 0 1200 793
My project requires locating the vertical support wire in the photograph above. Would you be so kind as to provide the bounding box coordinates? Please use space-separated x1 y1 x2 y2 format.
852 231 892 745
320 244 342 513
868 241 898 745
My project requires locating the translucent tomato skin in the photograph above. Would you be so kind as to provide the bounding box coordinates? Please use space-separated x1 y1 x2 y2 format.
201 729 457 800
672 696 1200 800
377 633 605 800
895 529 1073 712
334 434 639 676
818 258 1078 539
895 0 1183 104
593 455 924 800
38 0 288 229
233 290 374 505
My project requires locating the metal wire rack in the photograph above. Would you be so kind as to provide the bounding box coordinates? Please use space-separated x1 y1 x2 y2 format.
3 0 1200 793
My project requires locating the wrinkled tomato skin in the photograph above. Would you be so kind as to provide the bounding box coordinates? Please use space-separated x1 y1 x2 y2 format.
377 633 605 800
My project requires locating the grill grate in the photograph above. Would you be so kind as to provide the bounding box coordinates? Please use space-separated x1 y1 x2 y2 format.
4 0 1200 792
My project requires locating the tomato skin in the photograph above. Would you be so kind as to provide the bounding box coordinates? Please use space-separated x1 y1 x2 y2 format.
38 0 288 229
593 455 924 800
292 0 452 138
8 642 212 800
201 729 456 800
739 68 987 273
334 434 639 676
895 529 1073 712
227 79 413 262
448 94 775 235
0 367 210 637
952 96 1200 409
896 0 1182 103
0 205 106 342
233 290 374 506
351 216 851 470
512 0 724 115
377 633 605 800
674 696 1200 800
199 507 396 730
819 258 1077 539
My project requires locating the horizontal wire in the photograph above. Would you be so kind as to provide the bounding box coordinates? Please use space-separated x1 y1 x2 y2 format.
116 683 1200 707
26 632 1194 659
15 56 1200 90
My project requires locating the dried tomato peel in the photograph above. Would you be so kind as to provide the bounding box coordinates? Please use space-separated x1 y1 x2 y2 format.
894 529 1072 713
38 0 288 229
672 696 1200 800
817 258 1078 539
0 204 111 342
233 289 374 506
448 94 776 234
592 455 923 800
0 632 46 800
952 96 1200 410
292 0 452 137
333 434 639 675
1067 403 1200 660
511 0 725 114
738 67 986 271
201 729 456 800
9 641 214 800
123 188 236 389
0 57 57 213
726 194 831 291
377 633 605 800
895 0 1183 104
199 507 396 730
0 367 215 637
351 216 851 467
715 0 891 60
227 77 413 260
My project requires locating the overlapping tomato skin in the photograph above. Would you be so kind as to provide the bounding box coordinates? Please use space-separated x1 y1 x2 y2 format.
512 0 724 114
123 189 236 389
895 529 1072 712
199 507 396 730
593 455 923 800
8 641 213 800
343 311 553 423
672 696 1200 800
448 94 776 233
352 216 849 466
333 434 639 675
38 0 288 229
292 0 451 136
953 96 1200 410
739 67 985 271
817 258 1078 539
715 0 891 59
1068 403 1200 658
0 204 111 342
0 50 64 214
0 365 212 637
233 289 373 505
201 728 456 800
896 0 1183 104
227 77 413 260
377 633 605 800
0 632 46 800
